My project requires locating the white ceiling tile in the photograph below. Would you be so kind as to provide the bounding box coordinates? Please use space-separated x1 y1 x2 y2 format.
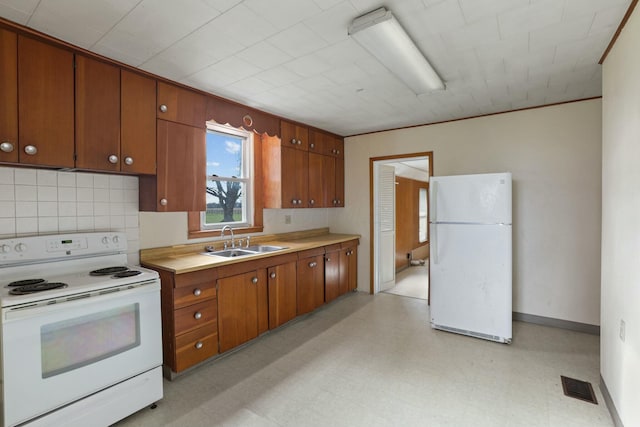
202 0 242 13
475 33 528 63
236 42 293 70
440 16 501 51
244 0 321 30
404 0 465 38
312 0 346 11
268 23 329 58
458 0 527 24
206 4 279 48
256 66 304 87
304 1 358 44
283 54 333 78
295 75 336 92
323 63 370 85
563 0 629 20
529 14 593 53
95 0 221 64
28 0 138 49
225 76 276 97
555 30 611 67
0 0 39 24
590 4 629 33
498 0 564 38
348 0 387 14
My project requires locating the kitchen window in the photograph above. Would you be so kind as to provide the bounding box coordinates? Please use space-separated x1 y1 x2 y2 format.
188 122 264 238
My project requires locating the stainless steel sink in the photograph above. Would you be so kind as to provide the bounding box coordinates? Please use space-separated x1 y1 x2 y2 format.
203 249 257 258
245 245 287 253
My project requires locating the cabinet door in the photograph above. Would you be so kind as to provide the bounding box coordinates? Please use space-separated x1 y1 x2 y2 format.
323 155 337 207
121 70 156 174
281 146 308 208
0 28 18 163
296 255 324 315
157 81 207 128
281 120 308 151
152 120 206 212
75 55 121 172
308 152 324 208
347 245 358 291
324 247 340 303
268 261 297 329
218 271 259 353
335 155 344 207
18 36 74 167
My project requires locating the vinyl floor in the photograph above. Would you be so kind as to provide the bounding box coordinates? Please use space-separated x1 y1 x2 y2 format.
115 292 612 427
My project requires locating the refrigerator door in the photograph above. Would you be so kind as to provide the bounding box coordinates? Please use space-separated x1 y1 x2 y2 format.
430 173 512 224
430 223 512 342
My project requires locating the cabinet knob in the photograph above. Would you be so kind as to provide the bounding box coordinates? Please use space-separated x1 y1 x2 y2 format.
108 154 118 164
337 200 341 205
291 199 297 205
270 272 276 279
1 244 11 253
193 288 202 296
0 142 14 153
298 140 302 145
160 198 168 206
251 277 258 284
195 341 203 350
24 145 37 155
297 199 302 204
194 311 202 320
326 257 330 262
124 156 134 165
290 138 297 145
309 261 317 268
159 104 168 113
310 143 315 149
336 150 340 155
310 199 315 205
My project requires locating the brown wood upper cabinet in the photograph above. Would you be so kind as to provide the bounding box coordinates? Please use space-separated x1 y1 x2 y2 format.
139 120 206 212
121 70 157 175
308 129 345 207
18 36 74 168
157 81 207 128
75 55 121 172
0 28 18 164
280 120 308 151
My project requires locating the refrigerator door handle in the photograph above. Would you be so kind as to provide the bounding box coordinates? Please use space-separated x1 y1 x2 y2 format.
431 181 437 223
432 223 438 264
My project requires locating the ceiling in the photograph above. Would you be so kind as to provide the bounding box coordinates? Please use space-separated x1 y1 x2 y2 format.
388 159 430 181
0 0 630 136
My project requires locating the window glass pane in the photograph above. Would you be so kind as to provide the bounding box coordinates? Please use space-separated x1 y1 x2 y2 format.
205 180 246 225
206 130 244 178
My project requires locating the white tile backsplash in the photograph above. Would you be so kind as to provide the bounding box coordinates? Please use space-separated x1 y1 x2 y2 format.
0 167 141 263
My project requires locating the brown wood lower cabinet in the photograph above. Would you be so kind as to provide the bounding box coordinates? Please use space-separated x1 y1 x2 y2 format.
147 240 358 377
268 261 297 329
152 267 218 374
297 249 325 315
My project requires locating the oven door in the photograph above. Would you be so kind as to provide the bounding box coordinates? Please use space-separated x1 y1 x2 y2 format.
1 282 162 427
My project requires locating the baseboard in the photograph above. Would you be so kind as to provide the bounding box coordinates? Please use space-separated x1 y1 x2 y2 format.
600 375 624 427
512 312 600 335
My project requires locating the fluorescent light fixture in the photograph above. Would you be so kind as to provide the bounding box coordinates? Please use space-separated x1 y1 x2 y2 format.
348 7 445 94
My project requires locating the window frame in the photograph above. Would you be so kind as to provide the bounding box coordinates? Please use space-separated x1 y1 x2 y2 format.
188 124 264 239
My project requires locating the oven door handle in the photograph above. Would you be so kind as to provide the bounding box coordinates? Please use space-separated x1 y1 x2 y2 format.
2 282 159 322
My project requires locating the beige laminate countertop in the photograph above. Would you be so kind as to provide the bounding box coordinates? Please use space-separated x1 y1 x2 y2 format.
141 232 360 274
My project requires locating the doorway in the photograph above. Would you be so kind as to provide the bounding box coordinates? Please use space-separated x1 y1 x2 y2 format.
369 152 433 301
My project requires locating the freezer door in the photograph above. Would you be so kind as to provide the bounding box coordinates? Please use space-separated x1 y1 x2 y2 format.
430 173 511 224
429 223 512 342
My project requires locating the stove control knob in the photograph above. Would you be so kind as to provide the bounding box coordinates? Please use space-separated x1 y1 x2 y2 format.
15 243 27 252
102 237 110 245
112 235 120 244
1 244 10 253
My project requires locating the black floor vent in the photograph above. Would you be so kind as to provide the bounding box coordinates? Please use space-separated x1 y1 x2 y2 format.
561 376 598 404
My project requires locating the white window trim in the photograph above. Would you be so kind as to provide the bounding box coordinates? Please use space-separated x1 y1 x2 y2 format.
201 122 254 231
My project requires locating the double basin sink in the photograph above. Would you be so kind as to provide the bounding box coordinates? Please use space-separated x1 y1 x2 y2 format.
202 245 287 258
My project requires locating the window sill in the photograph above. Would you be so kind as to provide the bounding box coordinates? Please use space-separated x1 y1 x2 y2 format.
188 226 264 240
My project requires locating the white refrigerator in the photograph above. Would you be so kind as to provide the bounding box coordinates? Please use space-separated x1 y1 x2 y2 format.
429 172 512 343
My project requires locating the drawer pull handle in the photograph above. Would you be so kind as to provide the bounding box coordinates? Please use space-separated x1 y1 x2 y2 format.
195 341 203 350
193 288 202 296
194 311 202 320
309 261 317 268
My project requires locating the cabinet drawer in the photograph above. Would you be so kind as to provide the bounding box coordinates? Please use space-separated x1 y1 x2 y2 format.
174 328 218 372
173 283 216 309
174 300 217 336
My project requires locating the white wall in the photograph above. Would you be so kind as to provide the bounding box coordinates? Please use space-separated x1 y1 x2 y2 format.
330 99 602 326
139 208 329 249
601 5 640 426
0 167 141 264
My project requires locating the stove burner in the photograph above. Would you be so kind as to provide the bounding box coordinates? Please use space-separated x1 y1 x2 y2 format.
90 266 129 276
7 278 46 287
9 282 68 295
112 270 142 278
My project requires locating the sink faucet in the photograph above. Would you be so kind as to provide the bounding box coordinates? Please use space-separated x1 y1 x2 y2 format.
221 225 235 249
